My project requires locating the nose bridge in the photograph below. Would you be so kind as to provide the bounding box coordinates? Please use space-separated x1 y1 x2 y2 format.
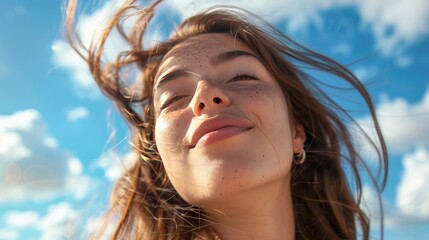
195 80 213 97
192 80 230 115
194 80 220 105
195 80 221 100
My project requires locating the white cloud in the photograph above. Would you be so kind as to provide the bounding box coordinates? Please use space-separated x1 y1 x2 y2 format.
362 187 412 229
68 157 83 175
95 149 137 182
0 109 92 203
354 0 429 56
361 185 383 224
362 148 429 228
51 0 124 98
361 186 407 229
4 211 40 229
396 148 429 220
38 202 80 240
52 0 161 99
166 0 428 58
85 215 115 239
352 65 379 82
51 40 98 98
358 87 429 155
0 229 18 240
3 202 82 240
331 42 352 57
66 106 89 122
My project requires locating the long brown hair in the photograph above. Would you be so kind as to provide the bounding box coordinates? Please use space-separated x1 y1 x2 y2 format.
65 0 388 239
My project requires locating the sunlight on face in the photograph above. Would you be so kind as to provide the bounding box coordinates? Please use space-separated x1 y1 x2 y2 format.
153 34 296 208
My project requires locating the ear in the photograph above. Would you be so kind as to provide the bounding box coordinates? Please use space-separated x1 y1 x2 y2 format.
292 122 306 154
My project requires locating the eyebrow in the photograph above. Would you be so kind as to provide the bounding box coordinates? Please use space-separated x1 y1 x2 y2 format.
155 50 259 90
211 50 259 67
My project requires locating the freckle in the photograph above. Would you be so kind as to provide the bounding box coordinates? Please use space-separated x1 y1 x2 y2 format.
262 154 265 157
256 90 259 94
262 175 265 178
222 177 225 180
234 169 238 173
240 184 243 187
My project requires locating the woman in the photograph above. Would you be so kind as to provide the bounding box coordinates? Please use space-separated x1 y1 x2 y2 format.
66 0 388 239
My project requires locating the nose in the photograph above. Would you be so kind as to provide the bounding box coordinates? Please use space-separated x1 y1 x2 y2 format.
192 80 231 116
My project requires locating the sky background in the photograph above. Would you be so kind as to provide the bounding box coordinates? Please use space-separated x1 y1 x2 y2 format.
1 0 428 239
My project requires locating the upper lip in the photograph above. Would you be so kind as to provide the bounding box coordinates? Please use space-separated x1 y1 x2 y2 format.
188 115 254 148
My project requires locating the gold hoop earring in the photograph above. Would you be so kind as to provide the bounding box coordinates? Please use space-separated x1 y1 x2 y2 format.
294 149 306 165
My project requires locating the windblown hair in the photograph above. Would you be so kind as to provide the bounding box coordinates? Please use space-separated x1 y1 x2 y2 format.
66 0 388 239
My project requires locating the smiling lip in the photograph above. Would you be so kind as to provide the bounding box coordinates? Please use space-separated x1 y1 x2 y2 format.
189 116 254 148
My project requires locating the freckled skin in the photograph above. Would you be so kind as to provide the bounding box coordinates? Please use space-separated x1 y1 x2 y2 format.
153 34 305 209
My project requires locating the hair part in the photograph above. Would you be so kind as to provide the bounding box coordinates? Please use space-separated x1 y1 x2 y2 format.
65 0 388 239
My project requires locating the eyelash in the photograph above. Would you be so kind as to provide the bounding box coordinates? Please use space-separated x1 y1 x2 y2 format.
228 73 258 82
160 95 188 110
160 74 258 110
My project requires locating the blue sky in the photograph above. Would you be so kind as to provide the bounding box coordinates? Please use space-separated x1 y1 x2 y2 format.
1 0 428 239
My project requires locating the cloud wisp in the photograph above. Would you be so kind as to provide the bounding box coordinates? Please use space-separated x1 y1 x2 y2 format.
67 106 90 122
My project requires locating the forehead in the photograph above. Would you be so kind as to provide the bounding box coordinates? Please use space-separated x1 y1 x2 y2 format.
157 33 254 72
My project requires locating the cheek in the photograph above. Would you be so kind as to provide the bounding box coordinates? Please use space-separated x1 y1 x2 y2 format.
154 111 190 152
262 89 291 135
241 85 289 123
243 86 293 154
155 112 194 200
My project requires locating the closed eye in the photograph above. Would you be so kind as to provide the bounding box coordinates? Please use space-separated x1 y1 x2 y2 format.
228 73 258 82
160 95 188 110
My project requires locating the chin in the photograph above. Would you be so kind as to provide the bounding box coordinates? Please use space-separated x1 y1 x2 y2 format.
178 186 240 210
174 163 288 210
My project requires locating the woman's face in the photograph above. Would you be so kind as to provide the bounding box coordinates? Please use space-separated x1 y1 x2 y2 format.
153 33 305 207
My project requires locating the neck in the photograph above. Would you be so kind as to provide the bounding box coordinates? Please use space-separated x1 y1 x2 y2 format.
205 178 295 240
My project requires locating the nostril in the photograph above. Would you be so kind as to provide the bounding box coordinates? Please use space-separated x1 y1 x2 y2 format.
199 102 205 109
213 97 222 104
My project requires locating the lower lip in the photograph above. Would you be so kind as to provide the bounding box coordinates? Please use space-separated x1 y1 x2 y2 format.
194 126 250 148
